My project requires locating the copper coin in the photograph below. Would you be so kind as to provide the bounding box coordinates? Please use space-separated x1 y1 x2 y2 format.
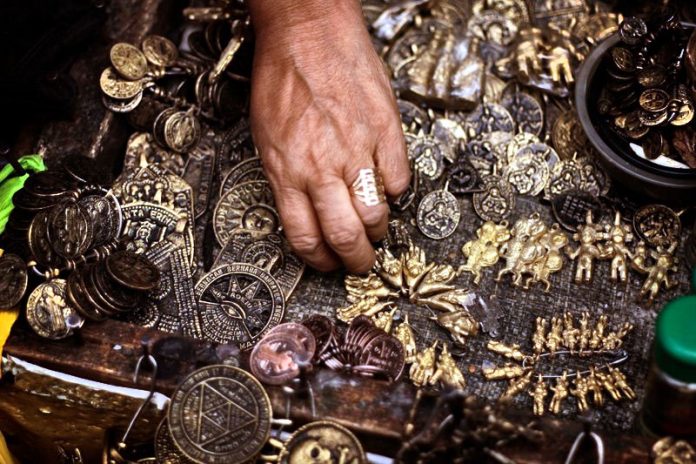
250 333 309 385
106 250 160 291
359 334 405 381
0 253 27 309
265 322 317 363
302 315 336 358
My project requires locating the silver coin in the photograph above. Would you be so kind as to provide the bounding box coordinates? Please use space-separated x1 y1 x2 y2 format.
416 189 461 240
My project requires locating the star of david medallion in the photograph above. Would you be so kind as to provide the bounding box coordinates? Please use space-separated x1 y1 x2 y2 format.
168 365 272 464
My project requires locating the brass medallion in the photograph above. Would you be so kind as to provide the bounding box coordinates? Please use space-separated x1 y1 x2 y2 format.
213 180 278 246
106 250 160 291
473 175 515 222
141 35 179 67
501 92 544 136
0 253 28 309
102 90 143 113
551 190 604 232
110 43 149 80
416 188 461 240
163 110 202 153
195 263 285 349
551 110 589 159
46 200 94 259
278 421 367 464
219 157 265 196
26 279 83 340
639 89 670 113
465 103 515 138
407 136 448 180
503 152 549 196
633 204 682 248
99 67 144 100
167 365 272 464
155 419 195 464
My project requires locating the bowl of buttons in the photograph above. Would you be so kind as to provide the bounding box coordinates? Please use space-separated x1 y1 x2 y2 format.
575 14 696 203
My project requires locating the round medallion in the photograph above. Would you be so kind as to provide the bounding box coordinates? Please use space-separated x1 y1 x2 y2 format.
164 110 201 153
47 200 94 259
416 189 461 240
100 67 144 100
503 152 549 196
219 157 265 196
639 89 670 113
544 159 585 199
610 47 635 73
26 279 83 340
633 204 682 248
447 157 479 195
278 421 366 464
110 43 149 80
465 103 515 138
398 99 430 134
167 365 272 464
213 181 278 246
467 10 518 47
551 110 590 159
195 263 285 350
249 330 315 385
619 17 647 45
0 253 28 309
407 136 448 180
505 132 541 163
359 333 405 381
106 250 160 291
142 35 179 67
473 175 515 222
78 194 122 247
500 92 544 135
551 190 604 232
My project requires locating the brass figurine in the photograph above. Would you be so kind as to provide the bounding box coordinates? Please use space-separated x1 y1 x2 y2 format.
632 242 679 304
483 363 526 380
603 322 633 351
345 273 397 303
568 210 605 284
589 314 607 351
394 314 417 363
549 370 569 414
587 367 604 406
532 316 547 354
336 296 392 323
501 370 533 400
600 212 634 282
578 312 591 353
414 264 456 298
608 366 635 400
546 316 563 354
458 221 510 284
529 374 547 416
487 340 525 361
374 248 403 290
410 341 439 388
431 309 479 346
570 372 590 413
562 312 579 352
431 344 467 390
372 307 397 333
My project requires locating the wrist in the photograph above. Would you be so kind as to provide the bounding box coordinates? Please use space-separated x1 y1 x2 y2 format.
248 0 363 38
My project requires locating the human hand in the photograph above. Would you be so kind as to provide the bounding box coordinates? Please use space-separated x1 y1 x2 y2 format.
248 0 410 273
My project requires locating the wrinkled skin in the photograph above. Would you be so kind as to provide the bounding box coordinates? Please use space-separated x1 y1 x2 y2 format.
249 0 411 273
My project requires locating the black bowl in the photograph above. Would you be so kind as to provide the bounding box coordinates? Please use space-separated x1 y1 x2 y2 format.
575 26 696 204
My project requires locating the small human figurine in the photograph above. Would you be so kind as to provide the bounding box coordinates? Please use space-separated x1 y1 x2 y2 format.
587 367 604 406
501 370 534 400
608 366 635 400
595 368 620 401
632 242 679 304
529 374 547 416
374 248 403 289
430 344 467 390
459 221 511 284
394 314 417 363
483 363 526 380
549 370 569 414
562 312 579 352
578 312 591 353
567 211 606 283
497 216 534 283
589 315 608 350
514 27 544 81
487 340 526 361
532 316 547 354
546 316 564 354
570 372 590 412
600 211 634 282
336 296 392 323
603 322 633 351
410 341 439 388
372 307 397 334
527 224 568 292
430 309 479 346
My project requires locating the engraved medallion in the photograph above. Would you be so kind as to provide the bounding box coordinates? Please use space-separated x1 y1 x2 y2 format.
106 250 160 291
217 119 257 173
99 67 144 100
579 158 611 196
47 200 94 259
501 92 544 136
551 190 604 232
416 189 461 240
505 132 541 163
302 315 337 360
551 110 589 159
633 204 682 248
163 110 201 153
66 268 106 321
219 157 265 196
28 210 63 268
110 43 149 81
473 175 515 222
465 103 515 138
467 10 518 47
671 100 695 126
619 17 647 45
278 421 367 464
407 136 448 180
430 118 466 162
360 334 405 381
637 66 667 88
26 279 83 340
447 157 479 195
503 152 549 196
102 91 143 113
78 194 122 247
250 330 315 385
195 263 285 349
610 47 634 73
639 89 670 113
0 253 28 309
167 365 272 464
155 419 195 464
638 110 668 127
544 159 584 199
142 35 179 67
214 181 278 246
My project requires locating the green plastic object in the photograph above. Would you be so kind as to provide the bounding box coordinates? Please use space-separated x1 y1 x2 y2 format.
0 155 46 234
654 295 696 384
692 267 696 293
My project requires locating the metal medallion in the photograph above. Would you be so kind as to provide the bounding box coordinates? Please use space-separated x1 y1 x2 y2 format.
167 365 272 464
637 66 667 88
505 132 541 163
302 315 337 360
467 10 518 47
142 35 179 67
102 91 143 113
544 159 584 199
619 17 647 45
671 100 695 127
249 332 312 385
551 109 590 159
610 47 634 73
407 136 448 180
0 253 28 309
217 118 257 173
213 180 278 246
416 189 461 240
639 89 670 113
633 204 682 248
219 157 265 196
360 334 405 382
66 267 106 322
78 194 121 247
99 67 144 100
473 175 515 222
195 263 285 350
430 118 466 162
28 210 62 268
25 279 82 340
155 419 195 464
579 158 611 196
163 110 202 153
278 421 367 464
503 152 549 196
398 99 430 134
447 157 479 195
551 190 604 232
106 250 160 291
501 92 544 136
465 103 515 139
47 200 94 259
110 43 149 81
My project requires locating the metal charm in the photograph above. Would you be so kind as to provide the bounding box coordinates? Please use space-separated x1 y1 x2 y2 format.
416 185 461 240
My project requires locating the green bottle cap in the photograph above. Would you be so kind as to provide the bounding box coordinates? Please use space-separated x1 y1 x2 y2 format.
655 295 696 383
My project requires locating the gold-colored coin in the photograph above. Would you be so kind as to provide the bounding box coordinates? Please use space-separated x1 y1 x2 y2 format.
142 35 179 67
278 421 367 464
639 88 670 113
610 47 634 73
99 67 143 100
110 43 148 80
671 101 695 126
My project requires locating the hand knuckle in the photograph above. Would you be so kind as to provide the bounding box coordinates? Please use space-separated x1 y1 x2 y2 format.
326 227 362 252
288 233 323 257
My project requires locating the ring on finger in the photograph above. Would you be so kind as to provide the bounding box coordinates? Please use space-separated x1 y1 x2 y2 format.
349 168 386 207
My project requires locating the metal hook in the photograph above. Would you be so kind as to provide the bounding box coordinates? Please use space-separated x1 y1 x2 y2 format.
564 424 605 464
118 341 158 450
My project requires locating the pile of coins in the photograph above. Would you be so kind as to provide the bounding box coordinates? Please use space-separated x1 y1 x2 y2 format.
599 15 696 169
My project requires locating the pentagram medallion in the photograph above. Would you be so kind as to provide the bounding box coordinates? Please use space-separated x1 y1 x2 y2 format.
0 253 28 309
195 263 285 350
167 365 272 464
213 181 279 246
416 189 461 240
